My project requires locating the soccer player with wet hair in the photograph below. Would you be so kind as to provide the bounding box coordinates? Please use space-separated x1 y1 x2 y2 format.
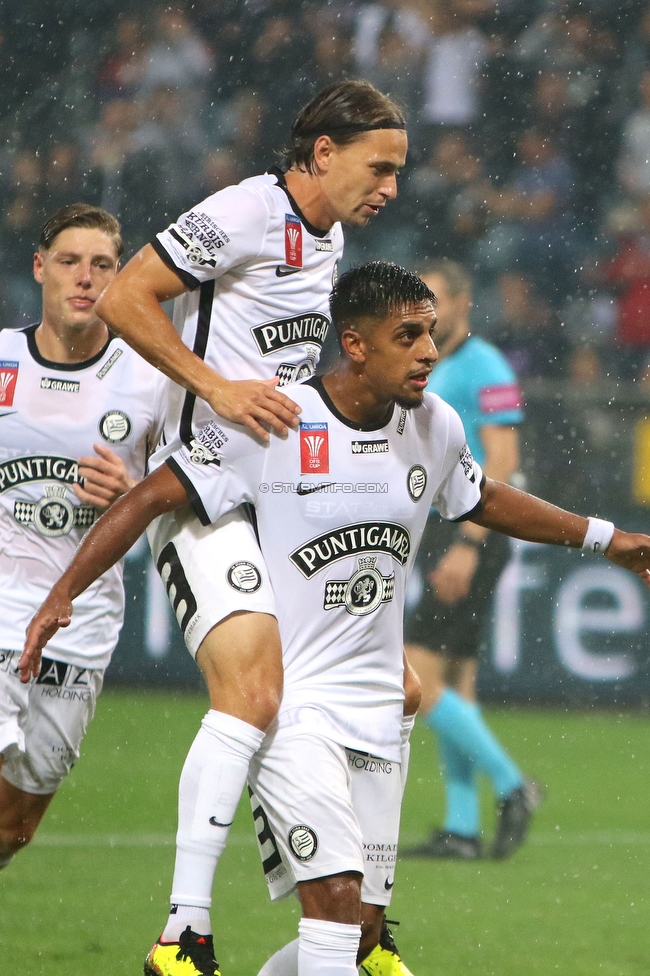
93 81 413 975
0 203 165 868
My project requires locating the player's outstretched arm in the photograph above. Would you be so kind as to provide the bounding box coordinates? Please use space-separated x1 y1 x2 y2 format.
20 465 189 683
473 479 650 585
95 245 301 441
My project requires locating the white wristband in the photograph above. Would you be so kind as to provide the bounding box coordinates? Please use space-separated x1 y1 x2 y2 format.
582 517 615 554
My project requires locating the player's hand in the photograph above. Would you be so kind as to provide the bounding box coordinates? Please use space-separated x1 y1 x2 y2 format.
20 589 74 683
605 529 650 586
429 542 480 604
75 444 138 510
207 377 301 442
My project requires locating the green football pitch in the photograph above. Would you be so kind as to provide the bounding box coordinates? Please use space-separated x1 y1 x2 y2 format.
1 689 648 975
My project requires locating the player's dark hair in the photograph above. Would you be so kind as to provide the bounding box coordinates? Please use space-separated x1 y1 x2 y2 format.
282 79 406 174
330 262 435 342
418 258 472 297
39 203 124 259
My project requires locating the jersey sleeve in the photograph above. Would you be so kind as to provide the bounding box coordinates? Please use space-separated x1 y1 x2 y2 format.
152 185 269 290
475 345 524 426
431 402 484 521
166 419 266 526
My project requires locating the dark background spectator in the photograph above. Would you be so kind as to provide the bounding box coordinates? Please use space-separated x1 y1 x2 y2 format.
0 0 649 386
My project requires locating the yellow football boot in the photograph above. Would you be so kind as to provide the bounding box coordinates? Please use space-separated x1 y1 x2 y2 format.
144 925 220 976
360 920 414 976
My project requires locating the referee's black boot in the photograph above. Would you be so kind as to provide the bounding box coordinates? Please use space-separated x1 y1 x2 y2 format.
492 779 543 859
402 828 482 859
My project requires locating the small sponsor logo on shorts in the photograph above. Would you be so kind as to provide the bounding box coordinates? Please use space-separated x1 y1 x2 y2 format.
407 465 427 502
347 753 393 774
227 561 262 593
99 410 131 443
289 825 318 861
385 877 394 889
363 842 397 864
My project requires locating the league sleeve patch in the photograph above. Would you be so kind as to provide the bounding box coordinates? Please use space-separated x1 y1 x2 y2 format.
479 383 522 414
169 210 231 268
459 443 477 482
188 421 229 465
0 362 18 406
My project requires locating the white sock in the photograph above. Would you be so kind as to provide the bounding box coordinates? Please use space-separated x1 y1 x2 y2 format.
165 710 264 932
298 918 361 976
400 714 415 796
162 904 212 942
258 938 299 976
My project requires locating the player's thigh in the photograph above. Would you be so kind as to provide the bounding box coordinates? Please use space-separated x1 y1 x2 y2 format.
347 749 402 908
147 505 278 661
1 658 103 796
249 734 364 903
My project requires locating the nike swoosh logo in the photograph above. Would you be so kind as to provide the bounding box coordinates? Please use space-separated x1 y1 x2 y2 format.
209 816 234 827
0 411 17 419
276 266 301 277
384 878 394 890
296 483 334 496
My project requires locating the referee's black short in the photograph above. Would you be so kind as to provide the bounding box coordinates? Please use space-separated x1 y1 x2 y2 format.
405 513 511 658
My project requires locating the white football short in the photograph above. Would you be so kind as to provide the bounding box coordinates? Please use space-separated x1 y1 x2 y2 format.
249 732 401 906
0 649 103 795
147 505 277 658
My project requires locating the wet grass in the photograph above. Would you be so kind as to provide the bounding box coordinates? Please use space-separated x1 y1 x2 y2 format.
1 690 647 975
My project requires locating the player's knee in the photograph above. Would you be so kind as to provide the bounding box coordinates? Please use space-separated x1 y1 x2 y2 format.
0 820 37 856
299 871 362 925
246 685 281 731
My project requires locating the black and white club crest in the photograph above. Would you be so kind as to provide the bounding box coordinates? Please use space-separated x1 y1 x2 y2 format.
289 825 318 861
407 465 427 502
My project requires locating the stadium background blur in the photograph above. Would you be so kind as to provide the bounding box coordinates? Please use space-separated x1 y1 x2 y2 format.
1 0 649 697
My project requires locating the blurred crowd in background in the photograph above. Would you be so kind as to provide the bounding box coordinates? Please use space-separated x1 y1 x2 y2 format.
2 0 650 389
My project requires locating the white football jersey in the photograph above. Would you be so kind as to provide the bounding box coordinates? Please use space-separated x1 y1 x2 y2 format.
162 377 483 761
152 168 343 458
0 325 166 669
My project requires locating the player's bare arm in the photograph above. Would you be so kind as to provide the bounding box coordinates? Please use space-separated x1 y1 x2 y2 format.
20 464 188 682
431 425 520 604
95 244 301 441
75 443 139 509
473 478 650 583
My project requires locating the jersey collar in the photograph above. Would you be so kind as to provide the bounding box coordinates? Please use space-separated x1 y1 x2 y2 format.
267 165 332 240
24 323 115 372
304 375 396 432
